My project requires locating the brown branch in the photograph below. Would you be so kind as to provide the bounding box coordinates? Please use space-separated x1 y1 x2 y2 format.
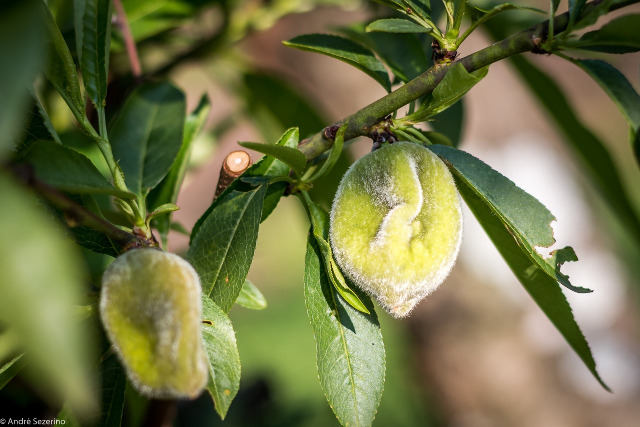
10 164 151 253
215 150 252 198
113 0 142 79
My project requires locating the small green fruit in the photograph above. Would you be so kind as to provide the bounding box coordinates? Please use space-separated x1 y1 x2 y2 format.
330 142 462 318
100 249 208 399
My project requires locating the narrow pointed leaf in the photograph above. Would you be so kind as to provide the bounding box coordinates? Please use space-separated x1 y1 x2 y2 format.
239 141 306 178
187 184 267 312
443 162 609 391
235 280 267 310
109 82 186 196
301 195 369 314
338 24 431 83
571 14 640 53
508 55 640 244
429 145 590 294
201 297 241 419
22 140 135 199
98 354 126 427
407 63 487 121
0 354 27 390
75 0 112 108
284 34 391 92
41 1 85 122
304 233 385 427
366 18 431 33
571 59 640 139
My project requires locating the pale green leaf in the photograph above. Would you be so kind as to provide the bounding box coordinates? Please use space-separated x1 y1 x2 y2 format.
0 174 96 414
366 18 431 33
235 280 267 310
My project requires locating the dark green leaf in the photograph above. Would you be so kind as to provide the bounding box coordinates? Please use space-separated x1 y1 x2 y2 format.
571 59 640 140
407 62 487 121
429 145 591 293
187 185 267 312
0 174 95 413
148 95 211 246
304 232 385 427
41 1 85 123
75 0 112 109
0 0 45 158
508 55 640 245
0 354 27 390
235 280 267 310
201 297 241 419
444 160 609 391
121 0 195 45
466 3 543 25
567 0 630 33
98 354 126 427
109 82 186 196
243 73 326 143
22 140 135 199
366 18 431 33
283 34 391 92
300 194 369 314
570 14 640 53
338 24 431 83
239 141 306 178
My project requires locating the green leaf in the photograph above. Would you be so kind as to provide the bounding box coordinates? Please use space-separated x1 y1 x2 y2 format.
0 354 27 390
300 194 370 314
366 18 431 33
430 145 591 293
567 0 633 33
239 141 307 178
243 73 327 143
570 14 640 53
120 0 195 45
437 155 609 391
407 62 488 122
98 354 126 427
75 0 112 109
187 185 267 312
508 55 640 245
1 0 45 159
22 140 135 199
466 3 544 26
571 59 640 144
304 231 385 427
109 82 186 196
307 124 345 182
0 173 96 414
41 1 85 123
148 94 210 246
235 280 267 310
201 297 241 419
283 34 391 92
338 24 431 83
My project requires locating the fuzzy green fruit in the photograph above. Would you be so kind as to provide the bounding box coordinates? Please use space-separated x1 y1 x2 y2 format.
100 249 208 399
329 141 462 318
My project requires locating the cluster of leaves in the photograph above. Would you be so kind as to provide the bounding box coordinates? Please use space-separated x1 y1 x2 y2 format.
1 0 639 426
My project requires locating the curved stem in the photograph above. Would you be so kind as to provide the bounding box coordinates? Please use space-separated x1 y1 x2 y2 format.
297 0 635 160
